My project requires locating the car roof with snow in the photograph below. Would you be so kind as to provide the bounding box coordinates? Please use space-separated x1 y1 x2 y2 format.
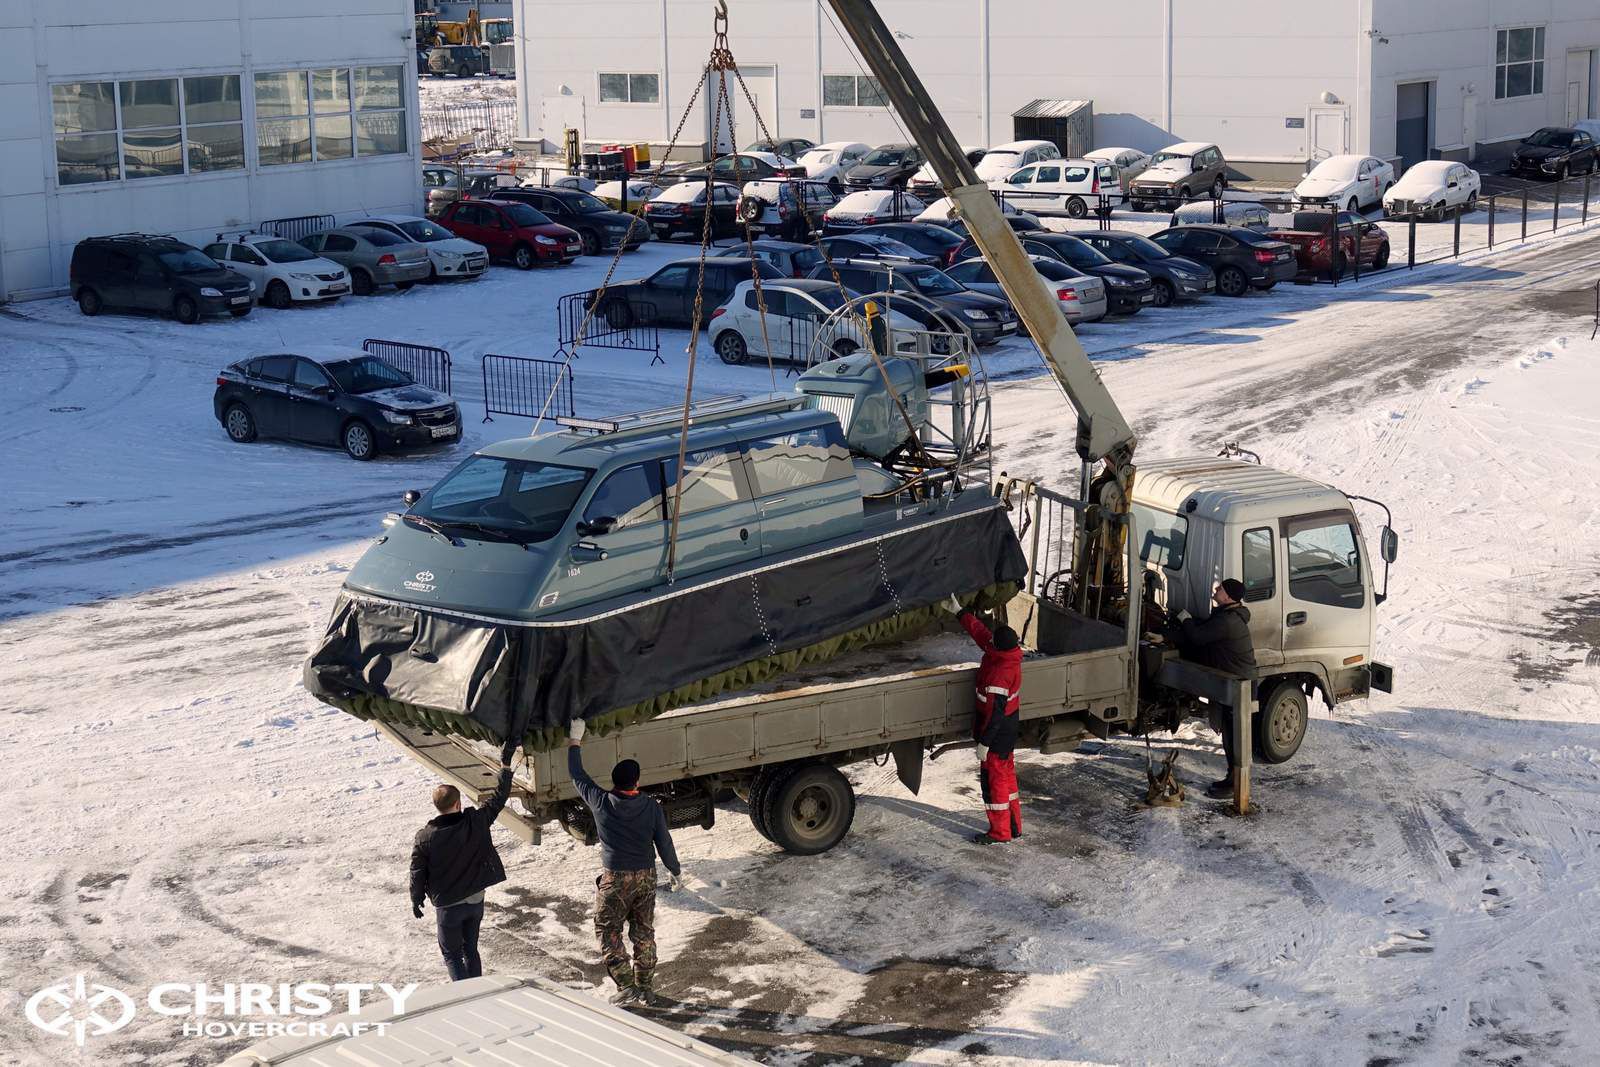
832 189 922 211
1398 160 1457 180
1133 456 1349 524
1156 141 1214 156
354 213 432 225
811 140 866 152
655 181 736 201
1086 146 1143 159
984 140 1054 154
252 346 373 367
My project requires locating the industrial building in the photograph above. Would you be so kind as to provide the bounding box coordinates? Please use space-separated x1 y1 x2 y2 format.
0 0 423 302
513 0 1600 177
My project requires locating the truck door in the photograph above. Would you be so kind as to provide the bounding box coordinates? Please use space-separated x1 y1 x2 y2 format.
1239 525 1284 667
662 446 763 578
1280 512 1370 669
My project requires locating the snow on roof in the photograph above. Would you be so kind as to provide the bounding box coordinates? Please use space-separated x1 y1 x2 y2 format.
1133 457 1348 523
1305 155 1364 179
984 139 1056 155
1157 141 1214 156
283 345 373 366
358 213 430 224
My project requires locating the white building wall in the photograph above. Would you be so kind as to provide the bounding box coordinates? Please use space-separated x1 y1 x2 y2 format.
0 0 423 301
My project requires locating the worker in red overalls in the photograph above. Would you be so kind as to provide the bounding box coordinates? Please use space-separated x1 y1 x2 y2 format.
946 595 1023 844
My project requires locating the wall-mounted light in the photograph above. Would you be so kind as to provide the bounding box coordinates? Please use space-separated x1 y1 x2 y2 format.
1365 29 1390 44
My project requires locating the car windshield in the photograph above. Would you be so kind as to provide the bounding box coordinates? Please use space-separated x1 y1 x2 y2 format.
863 148 907 165
322 356 414 394
1307 157 1361 180
1151 151 1194 168
1525 129 1571 147
255 239 317 263
568 192 611 214
1117 234 1170 260
398 219 454 242
157 248 219 274
415 456 593 543
1050 239 1110 268
500 202 552 226
903 267 963 295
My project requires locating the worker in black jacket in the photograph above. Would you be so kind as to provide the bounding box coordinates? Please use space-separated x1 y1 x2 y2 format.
1173 578 1257 798
410 739 518 981
567 720 682 1007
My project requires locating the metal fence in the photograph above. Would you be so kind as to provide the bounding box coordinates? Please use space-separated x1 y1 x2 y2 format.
258 214 335 243
482 353 575 423
558 290 663 365
420 100 518 155
362 339 453 395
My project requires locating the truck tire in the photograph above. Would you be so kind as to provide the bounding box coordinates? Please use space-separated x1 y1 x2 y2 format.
1254 680 1308 764
747 763 796 842
764 763 855 855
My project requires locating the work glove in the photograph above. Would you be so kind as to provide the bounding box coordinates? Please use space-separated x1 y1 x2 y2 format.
665 871 683 893
976 744 990 763
500 738 519 765
412 902 424 919
944 594 963 614
569 719 587 744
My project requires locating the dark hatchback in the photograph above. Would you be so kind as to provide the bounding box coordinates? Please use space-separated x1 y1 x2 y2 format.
960 232 1154 314
856 222 967 265
817 232 939 267
488 187 649 256
1508 127 1597 180
1149 225 1296 296
1069 230 1215 306
805 258 1017 345
71 234 255 323
598 256 786 328
214 349 460 461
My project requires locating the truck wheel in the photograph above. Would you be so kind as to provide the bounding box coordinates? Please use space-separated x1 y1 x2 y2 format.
765 763 855 855
1254 680 1308 764
747 763 795 842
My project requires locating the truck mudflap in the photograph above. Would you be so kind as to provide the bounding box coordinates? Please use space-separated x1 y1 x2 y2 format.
1368 660 1394 693
305 503 1027 750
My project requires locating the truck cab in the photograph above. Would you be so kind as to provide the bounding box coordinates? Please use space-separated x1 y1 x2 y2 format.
1131 457 1396 734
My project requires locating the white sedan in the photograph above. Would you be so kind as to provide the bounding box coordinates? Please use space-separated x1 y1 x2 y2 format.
1294 154 1396 211
709 278 925 365
793 141 870 189
202 233 349 308
346 215 489 281
1382 161 1481 221
822 188 927 230
1085 147 1151 182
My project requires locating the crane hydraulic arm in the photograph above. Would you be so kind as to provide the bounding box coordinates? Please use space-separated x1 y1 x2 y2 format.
820 0 1137 480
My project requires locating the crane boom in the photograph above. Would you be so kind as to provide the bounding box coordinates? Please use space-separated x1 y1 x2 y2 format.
820 0 1136 471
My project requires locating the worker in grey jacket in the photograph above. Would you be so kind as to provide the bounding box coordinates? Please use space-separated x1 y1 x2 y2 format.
568 720 682 1007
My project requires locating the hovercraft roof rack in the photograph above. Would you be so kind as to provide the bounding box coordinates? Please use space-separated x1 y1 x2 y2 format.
554 392 805 442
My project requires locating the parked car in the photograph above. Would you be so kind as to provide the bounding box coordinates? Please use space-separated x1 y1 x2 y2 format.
213 347 460 461
428 45 489 78
823 189 927 231
592 178 660 214
1128 142 1229 209
1068 230 1215 306
708 278 926 365
1266 210 1391 278
945 254 1109 325
345 215 489 282
792 141 870 190
973 140 1061 182
961 232 1153 315
71 233 254 323
735 179 840 240
202 232 350 308
712 239 824 279
744 137 816 160
1168 200 1273 231
906 145 987 198
1085 147 1151 182
299 227 430 293
844 143 926 189
643 181 742 239
488 187 648 255
805 259 1017 345
1508 126 1597 180
422 165 519 217
1293 154 1396 211
856 222 967 265
817 232 938 268
991 158 1119 218
598 256 786 328
1149 224 1296 296
914 195 1042 231
667 152 803 184
940 214 1050 241
434 199 580 269
1381 161 1480 221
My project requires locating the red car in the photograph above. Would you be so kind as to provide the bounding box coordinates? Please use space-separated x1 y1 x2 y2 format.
437 198 582 269
1267 210 1390 279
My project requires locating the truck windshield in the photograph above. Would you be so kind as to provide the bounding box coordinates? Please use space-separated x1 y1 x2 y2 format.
416 456 593 543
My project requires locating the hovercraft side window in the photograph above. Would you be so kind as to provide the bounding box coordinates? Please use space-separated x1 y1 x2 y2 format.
583 462 665 529
745 425 851 494
662 447 744 513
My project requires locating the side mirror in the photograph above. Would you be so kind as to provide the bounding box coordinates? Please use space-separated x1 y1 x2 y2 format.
570 541 609 563
1380 526 1399 564
575 515 616 537
403 489 422 506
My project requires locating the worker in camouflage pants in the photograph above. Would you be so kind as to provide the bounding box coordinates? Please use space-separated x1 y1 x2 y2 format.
568 720 682 1006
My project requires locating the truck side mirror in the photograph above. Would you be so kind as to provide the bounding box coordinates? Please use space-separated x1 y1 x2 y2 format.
1380 526 1398 563
576 515 616 537
403 489 421 506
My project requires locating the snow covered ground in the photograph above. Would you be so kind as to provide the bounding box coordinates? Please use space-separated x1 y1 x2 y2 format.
3 218 1600 1066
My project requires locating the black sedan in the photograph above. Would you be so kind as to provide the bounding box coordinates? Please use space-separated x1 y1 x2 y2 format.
817 233 938 267
667 152 803 184
805 258 1017 345
598 256 785 328
856 222 967 265
488 187 649 256
215 349 459 461
1508 127 1597 180
958 232 1154 315
844 143 925 189
1148 225 1296 296
1069 230 1215 306
744 137 815 160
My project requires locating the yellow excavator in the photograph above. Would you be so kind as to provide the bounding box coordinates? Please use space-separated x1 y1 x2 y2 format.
416 9 487 48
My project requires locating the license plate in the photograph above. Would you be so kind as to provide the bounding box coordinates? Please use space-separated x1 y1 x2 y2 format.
1277 253 1291 261
328 284 348 294
567 244 580 253
430 424 455 439
652 223 670 233
1140 293 1154 303
230 296 249 305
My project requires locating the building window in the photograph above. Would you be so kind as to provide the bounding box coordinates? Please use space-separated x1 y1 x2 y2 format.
52 75 246 185
598 73 660 104
256 65 407 166
823 74 887 108
1495 27 1545 100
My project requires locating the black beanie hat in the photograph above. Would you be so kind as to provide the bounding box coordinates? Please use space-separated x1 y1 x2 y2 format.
612 759 641 791
1220 578 1247 603
993 625 1020 651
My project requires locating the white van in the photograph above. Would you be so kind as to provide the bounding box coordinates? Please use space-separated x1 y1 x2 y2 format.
973 139 1061 182
989 158 1122 218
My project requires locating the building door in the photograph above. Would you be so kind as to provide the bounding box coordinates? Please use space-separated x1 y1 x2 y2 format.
1308 105 1348 161
732 65 777 148
1567 50 1593 124
1395 81 1432 172
1462 94 1478 160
